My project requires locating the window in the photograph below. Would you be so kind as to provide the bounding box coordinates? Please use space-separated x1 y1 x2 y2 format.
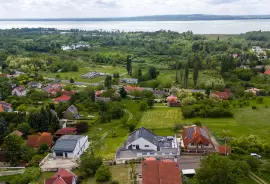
145 145 149 147
191 143 195 146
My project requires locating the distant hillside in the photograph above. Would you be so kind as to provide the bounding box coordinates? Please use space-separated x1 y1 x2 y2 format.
1 14 270 21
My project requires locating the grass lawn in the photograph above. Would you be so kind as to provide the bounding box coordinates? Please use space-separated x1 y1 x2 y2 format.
37 172 54 184
85 100 142 160
84 165 130 184
139 107 181 129
0 174 20 182
41 65 126 83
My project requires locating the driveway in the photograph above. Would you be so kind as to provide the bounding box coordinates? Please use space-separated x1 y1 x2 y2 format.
178 155 202 170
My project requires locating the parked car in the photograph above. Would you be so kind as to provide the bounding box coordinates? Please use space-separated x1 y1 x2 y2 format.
250 153 262 159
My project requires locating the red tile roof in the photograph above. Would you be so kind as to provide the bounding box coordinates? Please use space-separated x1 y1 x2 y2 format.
55 128 77 136
15 85 26 92
264 69 270 75
53 95 71 103
182 126 214 149
167 95 178 103
11 130 23 137
27 133 53 148
218 145 231 155
142 160 182 184
124 85 143 92
45 169 76 184
62 90 76 96
212 91 232 100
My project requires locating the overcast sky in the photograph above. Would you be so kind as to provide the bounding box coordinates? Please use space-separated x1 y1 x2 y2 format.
0 0 269 18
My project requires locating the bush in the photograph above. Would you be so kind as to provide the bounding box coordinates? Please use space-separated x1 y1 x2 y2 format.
182 107 195 118
252 106 257 109
38 144 49 154
232 147 248 154
247 147 259 153
140 101 148 112
96 165 112 182
194 121 202 127
76 122 89 134
245 156 261 172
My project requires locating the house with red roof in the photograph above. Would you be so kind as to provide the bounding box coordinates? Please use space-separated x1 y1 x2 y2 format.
264 69 270 75
167 95 180 107
27 132 53 148
12 85 27 97
211 90 233 100
55 128 77 138
124 85 143 93
62 90 76 96
44 169 77 184
218 145 231 156
43 83 64 97
182 126 216 153
11 130 23 137
0 101 12 112
142 158 182 184
53 95 71 103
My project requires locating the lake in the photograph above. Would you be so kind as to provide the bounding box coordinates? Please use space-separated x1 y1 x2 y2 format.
0 20 270 34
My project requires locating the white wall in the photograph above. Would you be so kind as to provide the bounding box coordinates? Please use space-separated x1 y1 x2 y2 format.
73 136 89 158
12 89 27 97
126 137 157 151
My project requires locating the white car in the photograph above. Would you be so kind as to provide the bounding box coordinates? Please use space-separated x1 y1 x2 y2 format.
250 153 262 159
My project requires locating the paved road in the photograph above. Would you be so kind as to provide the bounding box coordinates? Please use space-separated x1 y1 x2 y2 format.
178 155 202 170
0 169 25 176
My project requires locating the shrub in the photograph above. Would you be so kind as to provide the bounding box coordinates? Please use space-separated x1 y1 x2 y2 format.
247 147 259 153
96 165 112 182
256 97 263 104
252 106 257 109
182 107 195 118
76 122 89 134
38 144 49 154
245 156 261 172
194 121 202 127
232 147 248 154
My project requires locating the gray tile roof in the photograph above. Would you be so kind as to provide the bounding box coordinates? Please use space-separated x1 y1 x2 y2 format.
126 127 157 146
53 135 85 152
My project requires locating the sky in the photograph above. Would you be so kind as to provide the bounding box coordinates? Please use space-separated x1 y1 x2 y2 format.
0 0 269 18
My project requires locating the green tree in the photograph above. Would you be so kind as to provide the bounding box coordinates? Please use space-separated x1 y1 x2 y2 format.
138 67 142 77
38 143 49 154
193 61 199 88
147 98 154 108
184 61 189 88
148 67 158 79
126 55 132 76
17 123 30 137
3 134 24 165
105 75 112 88
70 78 75 83
79 154 103 177
113 72 119 79
70 64 78 72
196 154 250 184
140 101 148 111
96 165 112 182
0 77 11 100
245 156 260 172
119 87 127 98
16 104 27 112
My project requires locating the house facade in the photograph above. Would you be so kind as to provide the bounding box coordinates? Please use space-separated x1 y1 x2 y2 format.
52 135 89 159
12 85 27 97
116 127 179 163
120 78 138 84
182 125 216 153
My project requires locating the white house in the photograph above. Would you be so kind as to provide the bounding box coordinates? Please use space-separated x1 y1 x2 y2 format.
120 78 138 84
52 135 89 159
116 127 179 163
28 81 42 89
12 85 27 97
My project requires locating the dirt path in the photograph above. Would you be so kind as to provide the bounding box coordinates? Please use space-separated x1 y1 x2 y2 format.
249 172 268 184
124 109 133 121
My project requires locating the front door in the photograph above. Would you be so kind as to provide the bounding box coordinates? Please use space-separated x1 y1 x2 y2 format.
64 153 68 158
136 145 139 150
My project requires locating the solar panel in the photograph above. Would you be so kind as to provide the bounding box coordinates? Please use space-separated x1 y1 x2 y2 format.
200 128 209 139
187 128 193 139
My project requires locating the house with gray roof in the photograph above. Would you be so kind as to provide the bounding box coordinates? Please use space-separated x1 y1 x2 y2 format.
28 81 42 89
120 78 138 84
116 127 179 163
52 135 89 159
63 105 79 119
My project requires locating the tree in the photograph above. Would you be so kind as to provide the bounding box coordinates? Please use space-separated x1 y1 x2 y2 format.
113 72 119 79
70 78 75 83
147 98 154 108
126 55 132 76
79 154 103 177
70 64 78 72
148 67 158 79
11 167 41 184
96 165 112 182
16 104 27 112
0 77 11 100
0 117 7 134
196 154 250 184
140 101 148 111
119 87 127 98
38 143 49 154
105 75 112 88
138 67 142 77
184 61 189 88
193 61 199 88
17 123 30 137
3 134 24 165
245 156 260 172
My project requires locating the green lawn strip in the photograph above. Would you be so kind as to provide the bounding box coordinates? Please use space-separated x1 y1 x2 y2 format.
0 174 20 182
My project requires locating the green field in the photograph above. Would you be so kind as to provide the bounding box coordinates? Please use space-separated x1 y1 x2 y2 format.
42 65 127 83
